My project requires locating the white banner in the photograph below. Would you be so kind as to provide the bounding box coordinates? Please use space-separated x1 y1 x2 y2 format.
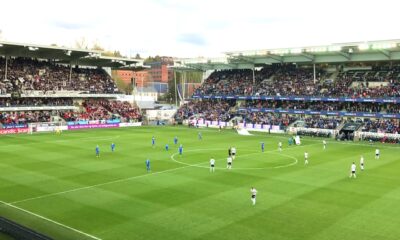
146 110 177 120
119 122 142 127
357 131 400 139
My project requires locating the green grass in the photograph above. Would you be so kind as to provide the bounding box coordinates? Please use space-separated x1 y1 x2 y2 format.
0 126 399 240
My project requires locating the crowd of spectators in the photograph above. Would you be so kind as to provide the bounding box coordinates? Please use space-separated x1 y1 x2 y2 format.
296 129 331 138
194 68 276 96
0 111 55 125
361 119 399 134
302 117 342 129
97 100 142 122
0 98 141 124
61 100 141 122
361 135 400 144
328 73 400 98
243 112 295 127
81 100 115 120
239 111 341 130
193 64 400 98
245 100 400 113
0 98 73 107
0 57 119 94
176 100 235 121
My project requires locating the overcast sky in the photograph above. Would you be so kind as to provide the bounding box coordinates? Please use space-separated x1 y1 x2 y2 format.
0 0 399 58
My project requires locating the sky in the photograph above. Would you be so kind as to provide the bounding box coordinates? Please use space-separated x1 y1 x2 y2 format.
0 0 400 58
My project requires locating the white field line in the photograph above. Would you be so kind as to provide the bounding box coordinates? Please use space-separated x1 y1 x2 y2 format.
9 165 192 205
11 142 317 205
170 148 299 170
0 200 102 240
0 141 325 240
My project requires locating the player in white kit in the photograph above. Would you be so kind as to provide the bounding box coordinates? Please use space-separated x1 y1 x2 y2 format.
227 156 233 170
323 140 327 150
350 162 357 178
375 148 380 159
278 142 282 151
304 151 309 165
360 155 364 171
231 147 236 160
250 187 257 205
210 158 215 172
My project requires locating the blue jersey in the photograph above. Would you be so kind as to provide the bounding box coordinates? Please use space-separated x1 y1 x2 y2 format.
152 137 155 145
96 146 100 156
179 145 183 154
111 143 115 151
165 144 169 151
261 143 265 150
174 137 178 144
146 159 150 171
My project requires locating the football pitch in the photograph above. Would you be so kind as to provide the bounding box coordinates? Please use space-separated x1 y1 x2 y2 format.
0 126 399 240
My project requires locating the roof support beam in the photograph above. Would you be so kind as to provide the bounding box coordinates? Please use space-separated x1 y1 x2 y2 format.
266 54 283 63
379 49 391 59
337 52 351 60
301 53 315 61
238 56 255 64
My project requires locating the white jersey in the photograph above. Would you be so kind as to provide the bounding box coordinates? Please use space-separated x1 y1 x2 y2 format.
375 149 380 155
227 157 233 163
360 157 364 164
304 152 309 159
231 148 236 154
251 188 257 196
279 142 282 147
351 164 356 172
210 159 215 165
323 140 326 145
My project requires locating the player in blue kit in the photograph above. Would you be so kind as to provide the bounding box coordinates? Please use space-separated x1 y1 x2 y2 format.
152 136 155 147
261 142 265 152
111 143 115 152
95 145 100 158
146 159 151 172
179 144 183 155
174 136 178 145
165 144 169 151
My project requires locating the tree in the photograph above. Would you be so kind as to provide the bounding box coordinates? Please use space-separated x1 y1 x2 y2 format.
75 37 88 49
144 55 162 64
91 42 104 51
135 53 141 59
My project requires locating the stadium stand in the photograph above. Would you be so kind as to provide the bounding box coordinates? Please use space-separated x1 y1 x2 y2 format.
193 65 400 97
178 62 400 141
0 57 118 94
176 100 235 121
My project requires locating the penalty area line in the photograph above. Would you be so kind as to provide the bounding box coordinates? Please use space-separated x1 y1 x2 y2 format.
0 200 102 240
